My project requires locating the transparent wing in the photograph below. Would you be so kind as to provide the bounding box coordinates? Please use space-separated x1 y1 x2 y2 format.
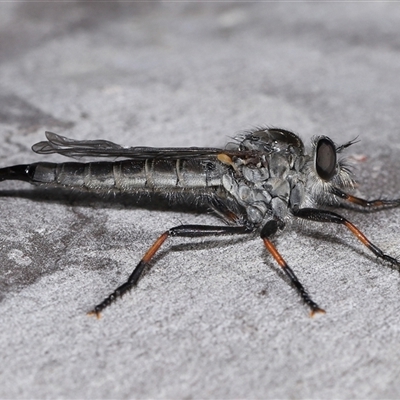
32 132 254 160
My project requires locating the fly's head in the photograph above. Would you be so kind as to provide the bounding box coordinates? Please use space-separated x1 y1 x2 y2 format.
305 136 356 206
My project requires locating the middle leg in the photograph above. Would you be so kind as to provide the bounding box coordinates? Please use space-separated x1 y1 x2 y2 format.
260 220 326 317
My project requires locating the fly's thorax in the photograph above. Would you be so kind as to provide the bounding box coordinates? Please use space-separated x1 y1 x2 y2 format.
221 151 304 225
222 172 271 224
235 128 305 156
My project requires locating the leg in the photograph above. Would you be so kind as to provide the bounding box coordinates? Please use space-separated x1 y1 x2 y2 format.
331 187 400 210
260 220 326 317
88 224 252 317
293 208 399 266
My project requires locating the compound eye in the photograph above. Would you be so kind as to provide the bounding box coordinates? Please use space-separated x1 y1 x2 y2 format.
315 137 337 181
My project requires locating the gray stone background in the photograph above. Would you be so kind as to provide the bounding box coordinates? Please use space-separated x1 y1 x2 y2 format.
1 2 400 399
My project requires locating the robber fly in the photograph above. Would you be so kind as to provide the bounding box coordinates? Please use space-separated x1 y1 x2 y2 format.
0 128 399 317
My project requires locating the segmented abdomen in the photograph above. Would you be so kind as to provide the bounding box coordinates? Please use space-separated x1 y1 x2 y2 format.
0 159 224 193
